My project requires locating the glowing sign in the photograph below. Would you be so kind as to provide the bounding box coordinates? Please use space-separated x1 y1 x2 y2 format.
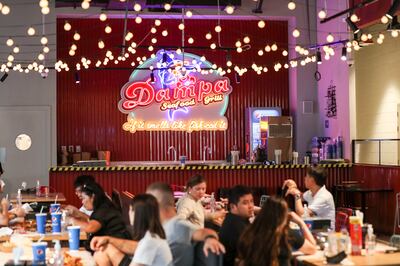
118 50 233 133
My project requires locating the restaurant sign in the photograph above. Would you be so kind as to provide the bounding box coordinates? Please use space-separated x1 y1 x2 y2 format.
118 50 233 133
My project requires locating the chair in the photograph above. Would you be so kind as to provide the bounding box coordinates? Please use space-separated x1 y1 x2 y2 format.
337 207 353 217
335 211 349 232
111 189 123 213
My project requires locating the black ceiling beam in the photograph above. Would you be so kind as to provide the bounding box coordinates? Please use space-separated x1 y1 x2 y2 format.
320 0 379 24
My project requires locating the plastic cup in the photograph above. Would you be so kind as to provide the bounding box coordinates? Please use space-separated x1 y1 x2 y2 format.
35 213 47 234
32 242 47 263
51 212 62 234
179 156 187 166
50 203 60 213
68 226 81 251
304 219 313 230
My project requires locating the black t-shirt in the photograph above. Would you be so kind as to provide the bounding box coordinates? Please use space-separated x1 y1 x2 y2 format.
86 203 131 251
219 213 250 266
278 228 305 266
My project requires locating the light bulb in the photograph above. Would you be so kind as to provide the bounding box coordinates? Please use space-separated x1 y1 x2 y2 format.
81 1 90 9
64 21 71 31
151 38 157 43
155 20 161 26
210 43 216 49
98 40 105 49
39 0 48 8
288 1 296 10
326 33 334 42
243 36 250 43
151 27 157 33
178 23 185 30
379 33 385 39
133 3 141 12
318 9 327 19
258 50 264 56
73 32 80 41
7 54 14 62
188 37 194 44
71 44 77 51
271 43 278 51
135 16 142 24
237 47 242 53
162 30 168 36
377 38 383 44
105 25 112 33
185 10 192 17
43 46 50 53
258 20 266 28
265 45 271 52
6 38 13 47
164 3 171 11
282 50 288 56
350 14 358 22
225 5 234 14
360 33 368 42
99 12 107 21
41 7 50 15
27 27 36 36
38 53 45 61
292 28 300 38
40 36 48 45
215 25 222 32
227 61 232 67
1 5 10 15
13 46 20 53
391 30 399 38
235 41 241 47
125 32 133 41
381 15 389 24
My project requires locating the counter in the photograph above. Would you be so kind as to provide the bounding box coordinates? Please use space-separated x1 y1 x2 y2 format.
49 162 352 208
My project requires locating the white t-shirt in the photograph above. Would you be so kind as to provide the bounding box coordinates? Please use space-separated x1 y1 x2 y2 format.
130 231 172 266
79 205 93 217
176 194 205 228
303 185 335 229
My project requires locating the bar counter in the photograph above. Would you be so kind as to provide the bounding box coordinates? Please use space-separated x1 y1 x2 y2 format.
49 162 352 207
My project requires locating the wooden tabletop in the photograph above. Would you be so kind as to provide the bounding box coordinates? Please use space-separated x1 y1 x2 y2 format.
0 231 87 242
9 193 66 203
297 244 400 266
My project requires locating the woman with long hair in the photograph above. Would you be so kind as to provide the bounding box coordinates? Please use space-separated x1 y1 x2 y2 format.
176 174 225 228
237 197 301 266
129 194 172 266
69 182 131 250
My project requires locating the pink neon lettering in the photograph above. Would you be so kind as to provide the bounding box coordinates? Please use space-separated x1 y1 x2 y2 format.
122 80 155 111
197 81 213 102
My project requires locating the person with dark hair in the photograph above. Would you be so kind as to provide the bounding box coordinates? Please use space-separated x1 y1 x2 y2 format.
219 185 254 266
176 175 226 228
237 197 316 266
283 165 335 229
92 194 172 266
0 162 5 193
69 182 131 252
65 175 96 218
91 183 225 266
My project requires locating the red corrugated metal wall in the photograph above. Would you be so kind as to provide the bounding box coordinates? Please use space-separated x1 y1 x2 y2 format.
50 167 351 208
57 18 289 161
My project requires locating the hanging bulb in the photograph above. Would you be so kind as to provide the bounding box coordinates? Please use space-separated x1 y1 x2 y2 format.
210 43 216 49
64 21 71 31
40 36 48 45
381 15 389 24
235 40 242 47
360 33 368 42
391 30 399 38
188 37 194 44
288 1 296 10
178 23 185 30
215 25 222 32
133 3 142 12
71 44 77 51
243 36 250 43
105 25 112 33
258 20 266 28
162 30 168 36
155 20 161 26
350 14 358 22
98 40 105 49
6 38 14 47
164 3 171 11
151 27 157 33
81 0 90 9
43 46 50 53
135 16 142 24
271 43 278 51
73 31 80 41
225 5 234 14
206 33 212 40
318 9 327 19
13 46 20 54
99 12 107 21
326 33 334 42
41 7 50 15
27 27 36 36
292 28 300 38
185 10 193 17
1 5 10 15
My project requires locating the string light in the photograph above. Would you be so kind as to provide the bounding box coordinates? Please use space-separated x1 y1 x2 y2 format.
99 12 107 21
215 25 222 32
381 15 389 24
27 27 36 36
210 43 216 49
1 5 10 15
271 43 278 51
6 38 13 47
185 10 193 18
162 30 168 36
292 28 300 38
188 37 194 44
265 45 271 52
206 33 212 40
13 46 20 53
135 16 142 24
151 27 157 34
43 46 50 53
155 20 161 26
81 0 90 9
178 23 185 30
288 1 296 10
98 40 105 49
225 5 235 14
133 3 141 12
41 6 50 15
258 20 266 28
391 30 399 38
40 36 48 45
350 14 358 22
326 33 334 42
64 21 71 31
318 9 327 19
71 44 77 51
164 3 171 11
105 25 112 34
243 36 250 43
73 32 81 41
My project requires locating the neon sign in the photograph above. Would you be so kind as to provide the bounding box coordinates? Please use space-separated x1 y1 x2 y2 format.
118 50 233 133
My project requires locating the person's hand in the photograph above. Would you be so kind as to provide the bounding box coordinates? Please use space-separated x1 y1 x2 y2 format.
203 237 225 257
11 207 26 217
282 179 297 190
286 187 301 197
64 205 78 217
90 236 109 251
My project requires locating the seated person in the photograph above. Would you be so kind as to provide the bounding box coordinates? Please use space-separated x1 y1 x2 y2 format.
176 175 225 228
237 197 317 266
0 198 26 226
283 165 336 229
0 162 5 193
91 183 225 266
93 194 172 266
65 175 96 218
219 185 254 266
68 182 131 251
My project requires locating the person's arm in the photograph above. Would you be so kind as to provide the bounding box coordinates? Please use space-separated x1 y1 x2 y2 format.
72 218 101 233
204 210 226 221
91 236 138 255
289 212 317 255
65 205 90 220
176 199 193 220
286 187 309 217
0 198 9 226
